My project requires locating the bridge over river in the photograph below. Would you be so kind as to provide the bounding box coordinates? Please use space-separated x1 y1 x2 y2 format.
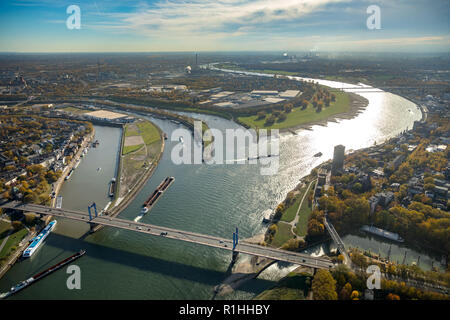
1 201 334 270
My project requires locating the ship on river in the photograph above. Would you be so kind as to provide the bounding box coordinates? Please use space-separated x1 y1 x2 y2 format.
135 177 175 221
361 225 404 242
108 178 116 197
1 250 86 299
64 168 74 180
23 221 57 258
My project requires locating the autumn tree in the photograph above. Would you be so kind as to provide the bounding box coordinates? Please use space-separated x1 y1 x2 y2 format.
312 269 338 300
339 283 352 300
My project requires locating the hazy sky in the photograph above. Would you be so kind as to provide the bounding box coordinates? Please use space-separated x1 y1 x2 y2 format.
0 0 449 52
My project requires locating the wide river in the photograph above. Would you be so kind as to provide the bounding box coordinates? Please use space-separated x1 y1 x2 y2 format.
1 74 438 299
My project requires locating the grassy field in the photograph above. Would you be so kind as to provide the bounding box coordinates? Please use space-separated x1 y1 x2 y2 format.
238 91 349 130
124 124 140 137
0 220 10 236
271 222 293 248
0 227 28 262
280 185 309 223
280 196 301 223
122 120 160 156
123 144 144 155
294 188 314 237
136 121 160 145
117 120 162 201
62 106 89 114
254 272 312 300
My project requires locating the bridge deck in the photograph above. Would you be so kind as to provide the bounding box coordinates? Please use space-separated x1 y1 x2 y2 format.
324 216 350 266
1 202 334 269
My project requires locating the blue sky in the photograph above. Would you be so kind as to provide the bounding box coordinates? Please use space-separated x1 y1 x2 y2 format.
0 0 449 52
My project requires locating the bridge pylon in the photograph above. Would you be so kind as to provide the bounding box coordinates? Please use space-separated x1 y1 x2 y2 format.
88 202 99 232
232 227 239 262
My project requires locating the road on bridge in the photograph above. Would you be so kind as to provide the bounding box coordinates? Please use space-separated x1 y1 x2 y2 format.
1 202 334 270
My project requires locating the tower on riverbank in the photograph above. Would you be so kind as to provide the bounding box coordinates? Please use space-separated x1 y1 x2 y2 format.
331 144 345 175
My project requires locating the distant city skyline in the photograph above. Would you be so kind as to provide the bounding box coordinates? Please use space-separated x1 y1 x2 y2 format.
0 0 449 53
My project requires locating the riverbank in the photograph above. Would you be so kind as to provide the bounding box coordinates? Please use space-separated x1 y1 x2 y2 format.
254 266 314 300
210 64 370 133
51 128 95 207
213 253 276 298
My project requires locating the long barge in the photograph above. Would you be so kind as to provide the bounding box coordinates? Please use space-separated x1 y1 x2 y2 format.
135 177 175 221
0 249 86 299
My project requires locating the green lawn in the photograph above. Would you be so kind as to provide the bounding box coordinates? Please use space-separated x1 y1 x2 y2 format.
280 195 302 223
136 121 160 145
124 124 140 137
122 120 160 155
280 185 310 223
123 144 144 155
271 222 293 248
0 227 28 261
0 220 11 237
294 189 314 237
238 91 350 130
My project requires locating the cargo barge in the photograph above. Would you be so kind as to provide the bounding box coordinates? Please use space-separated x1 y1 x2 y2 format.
135 177 175 221
0 250 86 299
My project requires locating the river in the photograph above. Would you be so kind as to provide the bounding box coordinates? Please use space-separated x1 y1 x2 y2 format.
1 73 435 299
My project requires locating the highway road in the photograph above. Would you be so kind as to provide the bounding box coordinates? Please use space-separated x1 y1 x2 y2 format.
1 201 334 270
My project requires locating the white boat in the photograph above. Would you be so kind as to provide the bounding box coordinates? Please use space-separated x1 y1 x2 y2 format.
179 137 184 144
23 221 57 258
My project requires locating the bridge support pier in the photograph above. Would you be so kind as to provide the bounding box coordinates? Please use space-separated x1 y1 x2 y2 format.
232 250 239 262
89 223 99 232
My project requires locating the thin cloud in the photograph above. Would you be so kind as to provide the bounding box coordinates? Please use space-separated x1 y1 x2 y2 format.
98 0 349 38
